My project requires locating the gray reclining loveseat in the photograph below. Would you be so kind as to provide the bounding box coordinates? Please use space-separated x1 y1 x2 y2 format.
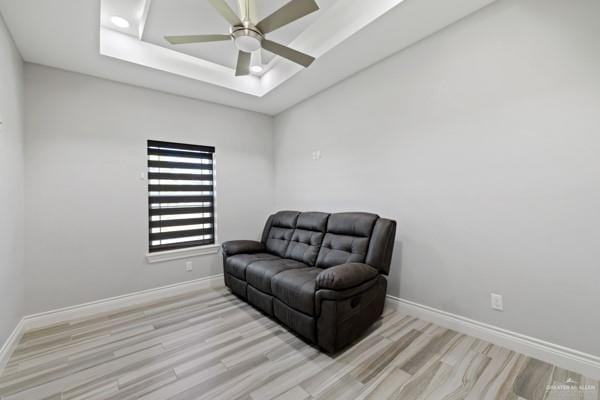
222 211 396 353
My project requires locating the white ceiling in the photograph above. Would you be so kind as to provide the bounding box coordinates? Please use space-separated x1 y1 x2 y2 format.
98 0 350 96
0 0 496 115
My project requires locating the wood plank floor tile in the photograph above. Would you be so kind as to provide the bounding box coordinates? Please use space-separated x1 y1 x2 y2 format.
0 286 597 400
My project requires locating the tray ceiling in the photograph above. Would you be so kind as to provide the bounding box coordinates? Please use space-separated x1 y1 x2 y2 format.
142 0 338 69
0 0 497 115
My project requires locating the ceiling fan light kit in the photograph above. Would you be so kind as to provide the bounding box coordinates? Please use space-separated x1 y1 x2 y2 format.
165 0 320 77
231 24 263 53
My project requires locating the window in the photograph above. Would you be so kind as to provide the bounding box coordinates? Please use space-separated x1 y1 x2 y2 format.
147 140 216 253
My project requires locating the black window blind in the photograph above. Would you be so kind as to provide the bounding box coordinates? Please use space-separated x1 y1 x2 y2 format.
148 140 216 253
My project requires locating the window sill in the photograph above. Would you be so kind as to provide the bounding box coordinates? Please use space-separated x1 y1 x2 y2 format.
146 244 221 264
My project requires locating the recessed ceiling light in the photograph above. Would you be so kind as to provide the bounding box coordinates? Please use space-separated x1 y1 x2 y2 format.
250 65 264 74
110 16 130 29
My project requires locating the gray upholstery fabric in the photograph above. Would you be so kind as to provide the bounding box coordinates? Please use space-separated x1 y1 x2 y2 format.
315 278 379 316
273 299 316 342
316 235 369 268
317 275 387 353
316 212 378 269
260 214 274 244
246 258 307 294
222 240 264 257
284 212 329 266
296 211 330 231
316 263 378 291
225 253 280 280
365 218 397 275
223 210 396 353
247 285 274 315
264 211 300 257
271 267 321 316
326 212 379 236
227 274 248 298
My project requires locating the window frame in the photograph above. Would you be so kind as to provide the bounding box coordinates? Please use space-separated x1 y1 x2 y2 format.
145 140 219 262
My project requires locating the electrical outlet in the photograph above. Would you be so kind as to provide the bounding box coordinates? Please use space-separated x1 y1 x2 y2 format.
185 262 193 272
311 150 322 160
491 293 503 311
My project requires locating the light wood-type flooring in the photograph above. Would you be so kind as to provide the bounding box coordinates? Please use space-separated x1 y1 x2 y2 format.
0 286 598 400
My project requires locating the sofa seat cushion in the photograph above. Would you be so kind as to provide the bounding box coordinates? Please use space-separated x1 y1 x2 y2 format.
246 258 308 294
271 267 321 316
225 253 280 280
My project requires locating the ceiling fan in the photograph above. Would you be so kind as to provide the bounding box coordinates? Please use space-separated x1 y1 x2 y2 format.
165 0 320 76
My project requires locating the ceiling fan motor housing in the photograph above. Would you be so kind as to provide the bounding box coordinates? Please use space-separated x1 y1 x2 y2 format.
230 22 263 53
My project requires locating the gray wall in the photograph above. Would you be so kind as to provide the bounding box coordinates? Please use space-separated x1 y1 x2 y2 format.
24 64 275 314
0 14 25 344
274 0 600 356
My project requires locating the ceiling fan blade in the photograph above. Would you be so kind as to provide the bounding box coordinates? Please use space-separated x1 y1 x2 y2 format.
165 34 231 45
261 39 315 67
208 0 242 26
256 0 319 34
235 51 251 76
237 0 257 22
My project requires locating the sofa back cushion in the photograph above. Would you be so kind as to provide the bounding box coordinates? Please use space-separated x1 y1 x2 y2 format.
316 212 378 269
365 218 397 275
263 211 300 257
284 212 329 266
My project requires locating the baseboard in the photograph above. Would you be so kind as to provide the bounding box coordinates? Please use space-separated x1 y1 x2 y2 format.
0 318 26 372
0 274 225 374
23 274 225 331
5 279 597 381
0 274 224 372
386 295 600 380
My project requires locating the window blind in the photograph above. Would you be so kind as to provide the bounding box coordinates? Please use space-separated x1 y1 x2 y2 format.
148 140 216 253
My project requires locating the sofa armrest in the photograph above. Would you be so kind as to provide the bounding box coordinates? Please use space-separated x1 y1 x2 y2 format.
316 263 379 291
221 240 265 257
